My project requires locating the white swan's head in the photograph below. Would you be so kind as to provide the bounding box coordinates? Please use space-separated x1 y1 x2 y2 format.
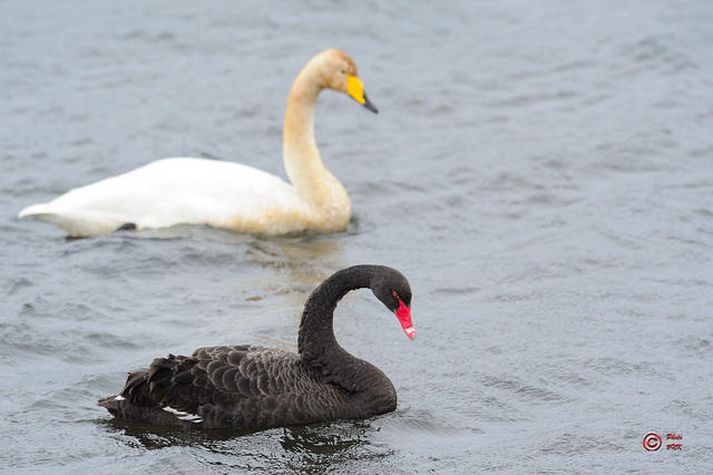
309 49 378 114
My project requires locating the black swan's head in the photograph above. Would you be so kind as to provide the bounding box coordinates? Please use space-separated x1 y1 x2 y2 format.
371 267 415 340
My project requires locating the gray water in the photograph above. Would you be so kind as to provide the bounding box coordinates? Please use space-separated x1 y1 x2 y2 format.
1 0 712 473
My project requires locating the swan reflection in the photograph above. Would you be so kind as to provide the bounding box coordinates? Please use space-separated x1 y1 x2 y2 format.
279 420 372 455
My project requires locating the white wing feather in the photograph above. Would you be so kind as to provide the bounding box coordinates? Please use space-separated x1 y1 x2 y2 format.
18 158 307 236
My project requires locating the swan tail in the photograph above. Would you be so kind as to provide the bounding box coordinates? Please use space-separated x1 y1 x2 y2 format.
17 203 122 237
98 370 151 418
18 203 55 219
99 366 204 426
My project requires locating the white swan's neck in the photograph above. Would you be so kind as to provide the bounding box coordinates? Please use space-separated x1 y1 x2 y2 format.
283 71 321 192
282 64 350 227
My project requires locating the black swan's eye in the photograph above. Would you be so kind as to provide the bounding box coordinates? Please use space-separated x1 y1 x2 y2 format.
392 290 398 298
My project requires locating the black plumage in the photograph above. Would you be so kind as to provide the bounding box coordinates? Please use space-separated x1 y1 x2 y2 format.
98 265 414 431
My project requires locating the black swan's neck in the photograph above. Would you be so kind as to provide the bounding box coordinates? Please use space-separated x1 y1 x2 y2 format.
298 265 377 370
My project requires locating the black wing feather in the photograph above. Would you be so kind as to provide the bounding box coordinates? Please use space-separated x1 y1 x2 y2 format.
111 344 352 429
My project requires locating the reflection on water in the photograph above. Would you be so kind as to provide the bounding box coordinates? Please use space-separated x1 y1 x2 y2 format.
277 422 390 473
245 233 350 316
134 224 349 288
102 417 373 452
101 419 231 450
247 234 346 274
101 418 385 473
279 421 371 455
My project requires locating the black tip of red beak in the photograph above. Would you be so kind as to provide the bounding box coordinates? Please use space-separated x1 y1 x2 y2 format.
363 93 378 114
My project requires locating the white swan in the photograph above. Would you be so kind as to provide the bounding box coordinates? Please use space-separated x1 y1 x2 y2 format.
18 49 378 237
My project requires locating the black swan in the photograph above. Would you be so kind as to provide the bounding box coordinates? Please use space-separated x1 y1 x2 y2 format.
98 265 415 431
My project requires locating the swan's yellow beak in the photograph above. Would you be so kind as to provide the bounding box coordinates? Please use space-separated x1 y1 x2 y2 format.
347 74 378 114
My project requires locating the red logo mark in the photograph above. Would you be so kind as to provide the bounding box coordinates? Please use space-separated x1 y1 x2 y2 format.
643 432 662 451
643 432 684 451
666 433 683 450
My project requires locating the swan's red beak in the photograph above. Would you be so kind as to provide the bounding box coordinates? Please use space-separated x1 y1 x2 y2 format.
395 299 415 340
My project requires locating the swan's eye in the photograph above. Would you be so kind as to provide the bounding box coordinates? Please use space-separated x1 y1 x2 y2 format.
392 290 398 298
340 69 346 75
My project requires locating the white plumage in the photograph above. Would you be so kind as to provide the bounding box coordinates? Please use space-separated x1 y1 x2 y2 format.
18 49 377 237
20 158 305 237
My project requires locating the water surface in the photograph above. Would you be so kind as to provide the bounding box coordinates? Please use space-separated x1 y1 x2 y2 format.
1 0 712 473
